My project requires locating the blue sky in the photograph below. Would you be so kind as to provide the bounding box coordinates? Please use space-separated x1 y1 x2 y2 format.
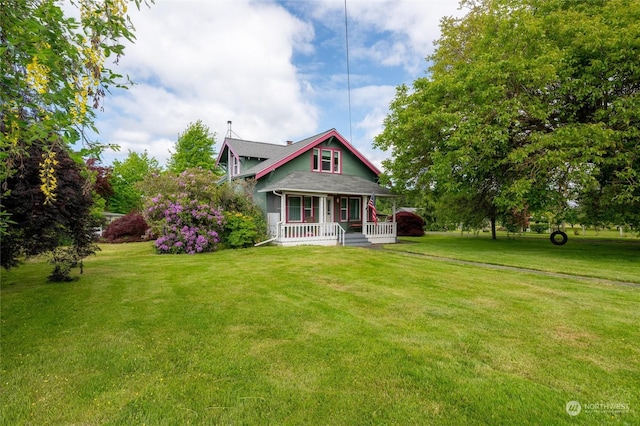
93 0 464 168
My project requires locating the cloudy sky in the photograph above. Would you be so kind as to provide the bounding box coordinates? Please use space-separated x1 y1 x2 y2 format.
93 0 465 168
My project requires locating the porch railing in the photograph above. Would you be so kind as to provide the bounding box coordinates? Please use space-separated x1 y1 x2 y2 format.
280 222 344 245
364 221 397 242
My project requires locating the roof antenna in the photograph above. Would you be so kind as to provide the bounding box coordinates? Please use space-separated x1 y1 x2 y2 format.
226 120 242 139
344 0 353 143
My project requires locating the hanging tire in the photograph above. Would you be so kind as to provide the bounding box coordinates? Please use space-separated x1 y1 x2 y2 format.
550 231 568 245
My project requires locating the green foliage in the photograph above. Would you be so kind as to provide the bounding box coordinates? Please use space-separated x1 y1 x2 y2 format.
223 212 260 248
140 169 266 251
530 223 548 234
140 168 218 237
375 0 640 235
1 0 150 233
47 245 93 282
167 120 219 174
110 150 160 214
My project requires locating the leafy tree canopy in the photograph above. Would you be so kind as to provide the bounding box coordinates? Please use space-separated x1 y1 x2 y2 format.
86 157 114 201
1 0 151 243
1 141 98 280
167 120 219 174
110 149 160 214
375 0 640 235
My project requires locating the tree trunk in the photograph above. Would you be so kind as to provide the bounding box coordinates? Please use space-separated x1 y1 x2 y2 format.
491 217 497 240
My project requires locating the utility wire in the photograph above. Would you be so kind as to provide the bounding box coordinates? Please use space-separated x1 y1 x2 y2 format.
344 0 353 143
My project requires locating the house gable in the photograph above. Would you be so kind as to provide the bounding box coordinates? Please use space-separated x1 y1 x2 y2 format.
217 137 287 179
216 129 380 182
253 129 380 179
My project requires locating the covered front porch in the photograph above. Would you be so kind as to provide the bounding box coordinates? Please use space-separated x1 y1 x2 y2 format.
278 220 397 246
257 171 396 247
262 191 396 246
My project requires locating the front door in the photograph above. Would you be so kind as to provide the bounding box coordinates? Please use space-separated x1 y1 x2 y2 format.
326 196 334 223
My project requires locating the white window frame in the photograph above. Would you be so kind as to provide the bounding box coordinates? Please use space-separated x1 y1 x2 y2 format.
231 155 240 176
304 196 313 221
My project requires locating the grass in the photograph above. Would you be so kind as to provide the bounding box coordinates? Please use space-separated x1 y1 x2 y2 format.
1 237 639 425
390 231 640 284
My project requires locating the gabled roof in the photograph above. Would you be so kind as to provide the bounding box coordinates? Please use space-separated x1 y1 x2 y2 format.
222 137 287 160
216 129 381 179
258 171 393 196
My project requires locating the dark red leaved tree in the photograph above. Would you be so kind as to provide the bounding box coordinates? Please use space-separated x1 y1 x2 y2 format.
2 142 98 281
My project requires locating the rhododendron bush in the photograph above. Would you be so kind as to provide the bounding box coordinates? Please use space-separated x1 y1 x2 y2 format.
142 169 223 254
146 195 224 254
141 168 267 253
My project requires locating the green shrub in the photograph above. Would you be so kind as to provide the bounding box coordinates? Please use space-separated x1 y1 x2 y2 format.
530 223 547 234
223 212 260 248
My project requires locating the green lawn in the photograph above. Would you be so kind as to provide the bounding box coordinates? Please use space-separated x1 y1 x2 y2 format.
391 231 640 284
1 238 639 425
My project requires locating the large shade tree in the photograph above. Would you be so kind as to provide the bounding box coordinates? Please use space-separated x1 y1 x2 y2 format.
375 0 640 237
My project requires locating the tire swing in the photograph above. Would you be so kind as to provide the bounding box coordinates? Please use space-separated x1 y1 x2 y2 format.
550 230 568 246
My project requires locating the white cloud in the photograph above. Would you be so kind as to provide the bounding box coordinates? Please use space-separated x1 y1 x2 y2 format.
355 88 395 136
98 0 318 165
91 0 463 167
308 0 463 73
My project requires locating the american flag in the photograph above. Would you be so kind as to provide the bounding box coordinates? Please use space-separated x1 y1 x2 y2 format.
368 193 377 224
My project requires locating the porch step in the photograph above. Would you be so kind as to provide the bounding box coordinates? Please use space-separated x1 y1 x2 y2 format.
343 232 371 247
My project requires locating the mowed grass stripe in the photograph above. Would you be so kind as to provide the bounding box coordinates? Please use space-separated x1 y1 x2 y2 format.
388 233 640 284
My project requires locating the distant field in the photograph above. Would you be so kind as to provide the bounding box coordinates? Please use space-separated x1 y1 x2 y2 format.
1 239 639 425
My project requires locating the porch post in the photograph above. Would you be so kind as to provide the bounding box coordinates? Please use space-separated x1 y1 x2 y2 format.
362 195 366 229
320 196 325 223
281 192 286 223
393 198 396 222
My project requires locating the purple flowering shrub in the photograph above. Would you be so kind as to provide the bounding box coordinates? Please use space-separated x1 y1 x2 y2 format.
146 194 224 254
141 169 267 252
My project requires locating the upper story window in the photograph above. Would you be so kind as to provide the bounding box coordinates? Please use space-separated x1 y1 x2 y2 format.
231 155 240 176
312 148 341 173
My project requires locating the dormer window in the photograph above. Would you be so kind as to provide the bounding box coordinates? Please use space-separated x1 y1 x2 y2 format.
312 148 341 173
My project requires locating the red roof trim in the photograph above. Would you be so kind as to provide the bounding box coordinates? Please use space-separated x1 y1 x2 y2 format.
215 138 239 167
255 129 380 179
